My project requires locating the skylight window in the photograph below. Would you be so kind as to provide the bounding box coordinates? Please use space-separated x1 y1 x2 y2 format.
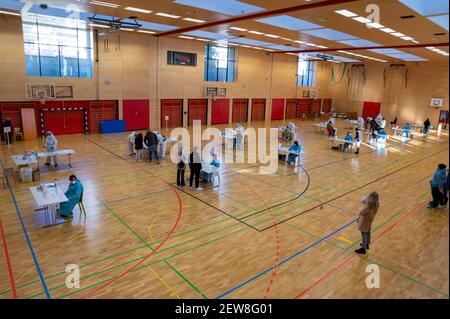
174 0 264 16
256 15 322 31
334 9 358 17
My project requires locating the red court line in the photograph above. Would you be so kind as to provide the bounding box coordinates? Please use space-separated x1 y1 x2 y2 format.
293 203 422 299
0 216 17 298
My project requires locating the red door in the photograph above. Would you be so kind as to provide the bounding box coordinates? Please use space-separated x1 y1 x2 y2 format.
251 99 265 122
161 99 183 128
188 99 207 126
44 109 84 135
211 99 230 125
271 99 285 120
123 99 149 131
322 98 332 113
232 99 248 123
286 99 299 119
312 99 321 114
362 101 381 119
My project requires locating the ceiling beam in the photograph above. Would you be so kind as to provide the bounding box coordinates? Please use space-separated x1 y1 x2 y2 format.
271 42 450 54
156 0 360 37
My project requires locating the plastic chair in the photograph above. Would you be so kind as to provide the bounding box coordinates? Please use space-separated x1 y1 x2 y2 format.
14 128 24 141
77 191 86 218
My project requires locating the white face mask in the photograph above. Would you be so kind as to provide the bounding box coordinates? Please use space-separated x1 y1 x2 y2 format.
70 180 76 185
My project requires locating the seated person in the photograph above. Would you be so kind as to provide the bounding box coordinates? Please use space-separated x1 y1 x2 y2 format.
57 175 84 220
343 132 353 152
201 154 221 182
326 121 335 137
287 141 301 165
403 123 411 138
375 128 388 143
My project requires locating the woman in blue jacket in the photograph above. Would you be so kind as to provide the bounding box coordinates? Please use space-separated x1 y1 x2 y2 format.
58 175 84 219
287 141 301 165
428 164 447 209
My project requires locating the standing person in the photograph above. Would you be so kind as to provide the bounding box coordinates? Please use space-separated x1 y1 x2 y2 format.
354 127 362 154
144 130 160 164
427 164 447 209
155 132 167 160
442 170 449 207
134 132 143 162
423 118 431 135
127 131 137 156
343 132 353 152
357 117 365 130
287 140 301 165
380 117 387 130
390 116 398 128
176 144 186 187
43 131 58 167
189 146 202 191
2 118 13 144
355 192 379 255
57 175 84 220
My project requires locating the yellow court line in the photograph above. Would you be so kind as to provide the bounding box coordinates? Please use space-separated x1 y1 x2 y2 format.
337 236 353 244
16 231 85 284
132 251 180 299
148 210 169 243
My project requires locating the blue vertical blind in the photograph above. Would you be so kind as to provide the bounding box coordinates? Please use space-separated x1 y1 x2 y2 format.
204 45 236 82
297 56 316 87
22 15 93 78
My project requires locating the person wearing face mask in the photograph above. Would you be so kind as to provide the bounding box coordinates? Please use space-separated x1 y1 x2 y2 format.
57 175 84 220
43 131 58 166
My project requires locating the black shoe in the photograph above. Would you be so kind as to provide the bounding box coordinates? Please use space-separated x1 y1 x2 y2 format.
45 163 51 166
360 243 369 250
54 164 58 167
354 248 366 254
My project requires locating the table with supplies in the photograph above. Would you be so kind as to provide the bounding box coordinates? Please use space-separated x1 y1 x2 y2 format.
330 137 353 151
12 149 75 169
30 182 68 226
200 162 219 183
277 145 302 166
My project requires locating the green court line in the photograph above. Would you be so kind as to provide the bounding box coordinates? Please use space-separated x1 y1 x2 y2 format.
164 260 208 299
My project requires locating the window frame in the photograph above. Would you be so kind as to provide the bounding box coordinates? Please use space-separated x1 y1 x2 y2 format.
204 44 237 83
296 57 316 87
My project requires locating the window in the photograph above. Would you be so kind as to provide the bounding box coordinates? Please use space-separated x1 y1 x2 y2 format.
297 56 316 87
22 14 93 78
204 45 236 82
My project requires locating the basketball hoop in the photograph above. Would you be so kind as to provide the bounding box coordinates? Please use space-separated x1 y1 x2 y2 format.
40 97 46 105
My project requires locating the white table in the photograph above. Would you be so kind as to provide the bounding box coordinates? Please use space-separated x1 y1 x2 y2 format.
330 137 353 151
278 146 301 166
12 149 75 169
312 123 327 134
30 183 68 225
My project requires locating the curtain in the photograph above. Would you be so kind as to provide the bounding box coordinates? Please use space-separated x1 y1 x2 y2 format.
347 65 366 110
383 65 408 107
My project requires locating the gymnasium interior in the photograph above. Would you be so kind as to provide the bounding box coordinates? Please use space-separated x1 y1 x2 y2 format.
0 0 448 300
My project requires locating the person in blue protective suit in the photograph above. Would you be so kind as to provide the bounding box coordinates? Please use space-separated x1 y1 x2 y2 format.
343 132 353 152
428 164 447 209
403 123 411 138
58 175 84 219
287 140 301 165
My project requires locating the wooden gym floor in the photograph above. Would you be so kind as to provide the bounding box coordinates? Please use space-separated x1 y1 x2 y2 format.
0 119 448 299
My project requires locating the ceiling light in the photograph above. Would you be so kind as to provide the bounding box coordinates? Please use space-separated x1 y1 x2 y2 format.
156 12 180 19
120 28 135 32
178 35 194 39
400 36 413 40
137 30 156 34
183 17 206 23
264 34 280 38
352 16 372 23
90 1 120 8
125 6 152 14
281 37 293 41
334 9 358 17
230 27 248 31
240 45 252 48
248 30 264 35
0 10 21 16
366 22 384 28
89 23 110 28
294 40 306 44
391 32 405 37
380 27 395 33
411 39 420 44
195 38 210 41
315 45 328 48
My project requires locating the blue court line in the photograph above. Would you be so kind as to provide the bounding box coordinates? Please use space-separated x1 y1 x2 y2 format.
214 218 357 299
0 159 51 299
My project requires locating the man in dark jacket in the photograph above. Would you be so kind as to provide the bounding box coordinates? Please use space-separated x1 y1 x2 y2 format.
144 130 160 164
189 147 202 191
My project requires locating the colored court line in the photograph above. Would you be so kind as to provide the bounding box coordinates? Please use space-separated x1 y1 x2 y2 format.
0 216 17 298
293 202 446 298
0 159 51 299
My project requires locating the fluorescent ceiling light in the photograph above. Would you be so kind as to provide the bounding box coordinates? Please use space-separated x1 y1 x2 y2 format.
0 10 21 16
380 27 395 33
137 30 156 34
264 34 280 38
391 32 405 37
366 22 384 28
183 17 206 23
120 28 135 32
281 37 293 41
400 36 413 40
248 30 264 35
178 35 194 39
411 39 420 44
89 23 110 28
90 1 119 8
230 27 247 31
240 45 252 48
352 16 372 23
334 9 357 17
156 12 180 19
195 38 210 41
294 40 306 44
125 6 152 14
315 45 328 48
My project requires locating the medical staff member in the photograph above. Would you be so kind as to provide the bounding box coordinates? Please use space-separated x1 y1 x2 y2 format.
127 132 137 156
328 116 335 126
235 124 244 150
44 131 58 166
343 132 353 152
287 141 301 166
57 175 84 220
155 132 167 160
428 164 447 209
403 123 411 138
357 117 365 130
354 127 362 154
379 117 387 130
